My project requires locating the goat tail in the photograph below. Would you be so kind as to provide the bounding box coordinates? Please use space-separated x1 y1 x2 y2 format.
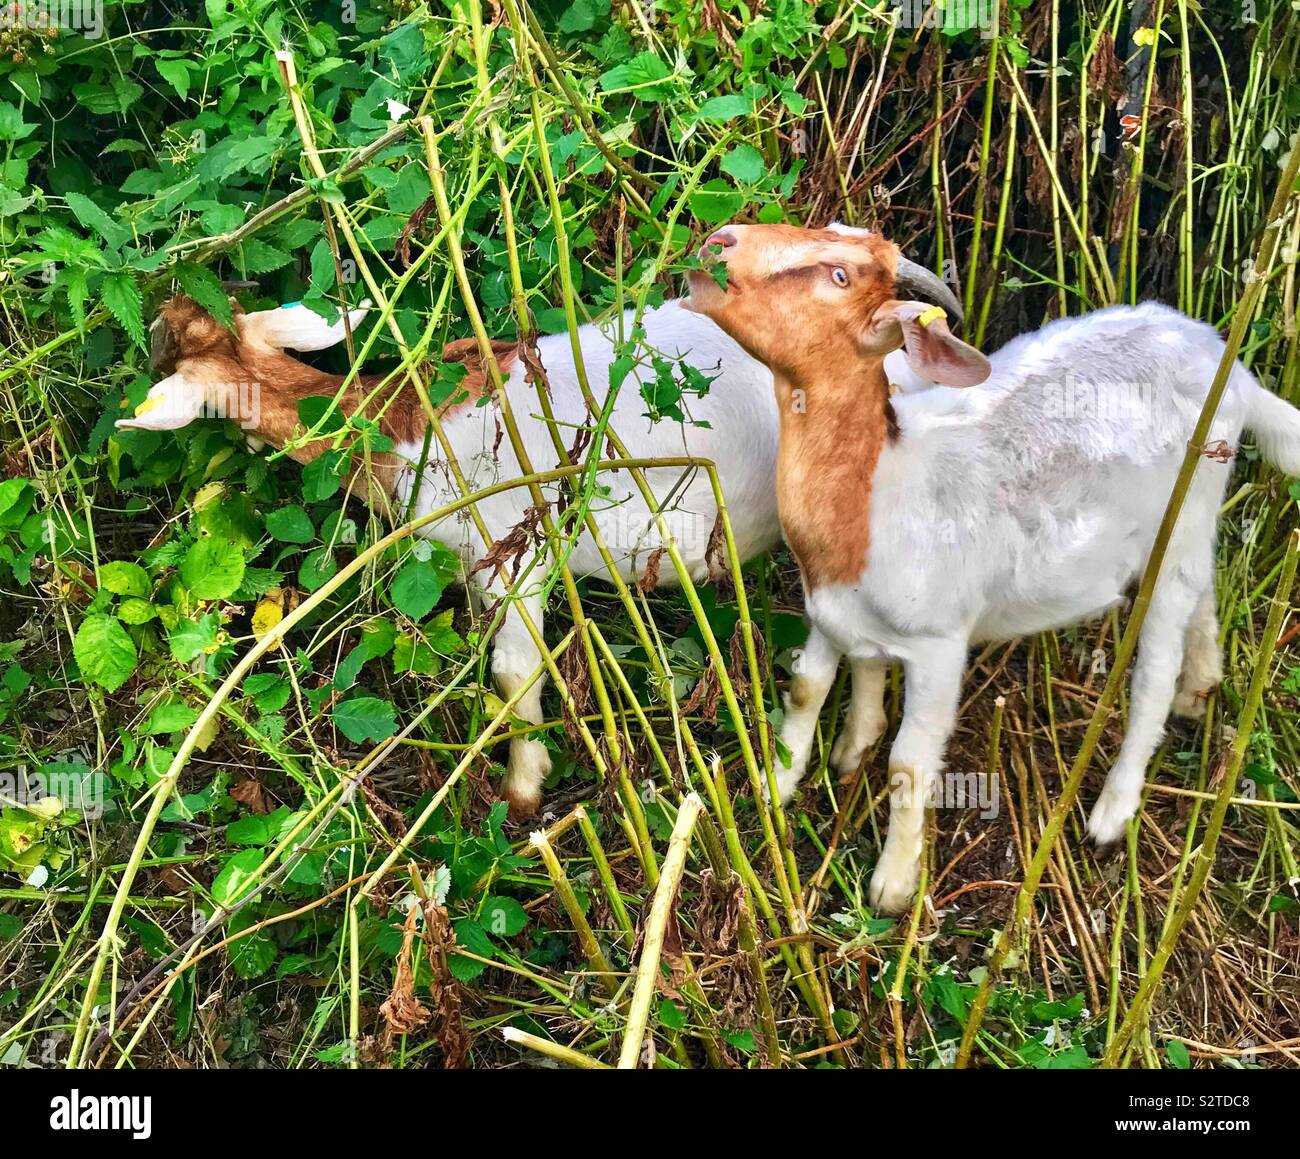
1242 372 1300 477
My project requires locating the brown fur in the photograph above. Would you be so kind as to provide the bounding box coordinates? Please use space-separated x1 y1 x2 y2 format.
154 296 519 499
772 358 894 588
690 225 986 590
691 228 901 588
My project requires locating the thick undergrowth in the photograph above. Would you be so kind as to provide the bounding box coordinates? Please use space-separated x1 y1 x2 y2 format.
0 0 1297 1069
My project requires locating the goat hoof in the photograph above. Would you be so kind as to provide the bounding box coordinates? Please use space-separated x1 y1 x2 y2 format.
1171 683 1215 719
501 740 550 818
830 713 886 776
830 732 866 776
761 767 803 808
1086 787 1137 846
869 857 919 915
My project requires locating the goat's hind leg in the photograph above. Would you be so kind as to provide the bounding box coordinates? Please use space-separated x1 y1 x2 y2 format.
1087 571 1203 845
1172 587 1222 718
830 659 888 774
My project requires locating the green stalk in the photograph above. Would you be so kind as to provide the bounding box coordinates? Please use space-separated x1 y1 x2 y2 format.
956 136 1300 1068
63 456 704 1066
576 805 636 945
532 828 620 1002
964 29 1001 321
618 793 704 1067
1105 530 1299 1065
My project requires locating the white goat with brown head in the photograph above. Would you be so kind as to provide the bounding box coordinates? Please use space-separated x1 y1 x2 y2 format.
688 221 1300 913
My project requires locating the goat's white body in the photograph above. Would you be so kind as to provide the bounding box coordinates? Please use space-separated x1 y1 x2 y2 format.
811 305 1242 650
776 302 1300 911
397 302 783 582
392 302 785 810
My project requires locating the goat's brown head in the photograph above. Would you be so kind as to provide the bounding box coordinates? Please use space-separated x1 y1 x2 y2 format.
686 222 990 387
117 295 368 432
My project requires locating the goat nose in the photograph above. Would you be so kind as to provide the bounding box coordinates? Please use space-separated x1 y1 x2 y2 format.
706 229 737 249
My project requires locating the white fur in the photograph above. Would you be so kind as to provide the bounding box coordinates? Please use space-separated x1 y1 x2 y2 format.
241 301 372 352
773 301 1300 911
120 370 208 431
394 303 786 807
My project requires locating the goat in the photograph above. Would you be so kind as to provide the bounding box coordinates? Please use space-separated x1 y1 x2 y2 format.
118 261 963 816
686 221 1300 914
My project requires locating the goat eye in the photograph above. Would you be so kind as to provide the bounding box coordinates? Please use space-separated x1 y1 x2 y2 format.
831 267 849 287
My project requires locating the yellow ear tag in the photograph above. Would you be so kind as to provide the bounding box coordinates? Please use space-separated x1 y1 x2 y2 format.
917 305 947 329
133 397 159 417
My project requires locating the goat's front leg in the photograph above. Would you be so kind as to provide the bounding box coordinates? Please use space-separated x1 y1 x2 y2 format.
490 583 551 817
870 638 967 914
830 659 889 774
774 626 842 803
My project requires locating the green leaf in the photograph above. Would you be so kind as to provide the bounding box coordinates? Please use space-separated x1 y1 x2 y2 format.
0 100 35 141
308 239 337 294
237 238 292 275
169 612 221 664
227 909 277 978
720 144 767 184
695 93 753 122
335 621 395 690
117 598 157 625
302 451 344 503
450 918 495 981
99 561 149 597
227 806 294 846
598 52 674 102
559 0 608 32
297 395 346 436
386 164 432 215
332 696 396 744
0 478 31 525
688 179 746 225
298 547 337 592
65 191 132 251
144 701 199 735
100 271 146 351
228 137 283 174
156 59 192 100
658 998 686 1030
389 559 444 620
175 264 235 329
481 896 528 937
244 672 291 714
265 505 315 545
211 848 263 906
180 537 245 600
74 614 138 693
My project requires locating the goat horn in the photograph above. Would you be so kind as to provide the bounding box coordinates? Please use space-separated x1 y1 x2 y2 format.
149 315 177 371
220 279 259 291
894 255 964 326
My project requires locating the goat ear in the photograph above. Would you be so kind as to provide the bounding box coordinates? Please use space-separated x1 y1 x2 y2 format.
239 301 370 352
867 300 990 387
115 370 207 431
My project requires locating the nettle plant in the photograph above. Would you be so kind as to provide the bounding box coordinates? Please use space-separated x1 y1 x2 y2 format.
1 5 855 787
0 0 843 997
